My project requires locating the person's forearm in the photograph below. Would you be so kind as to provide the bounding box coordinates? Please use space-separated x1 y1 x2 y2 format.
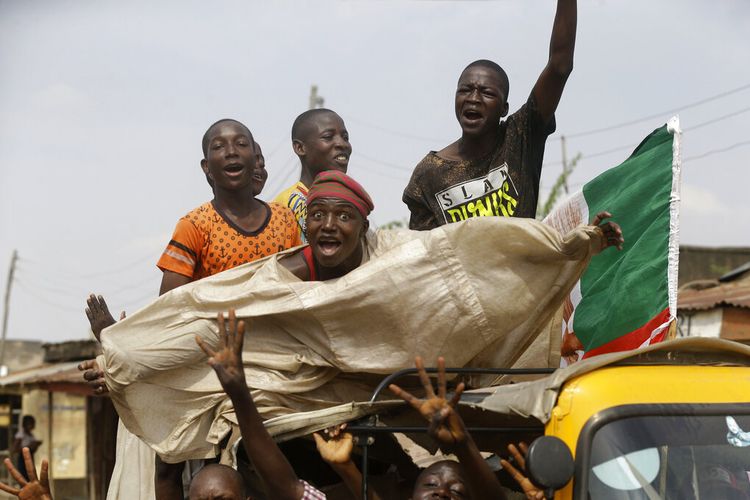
548 0 577 76
229 389 303 500
454 438 507 500
330 461 382 500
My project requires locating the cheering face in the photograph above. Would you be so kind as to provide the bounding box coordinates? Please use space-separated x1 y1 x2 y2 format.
306 198 366 269
201 122 257 192
412 461 468 500
454 66 509 137
297 112 352 177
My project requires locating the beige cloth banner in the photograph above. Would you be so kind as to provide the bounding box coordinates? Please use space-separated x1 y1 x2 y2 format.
100 217 603 463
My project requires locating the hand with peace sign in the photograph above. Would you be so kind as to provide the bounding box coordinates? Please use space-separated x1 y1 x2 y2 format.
388 356 467 447
390 356 509 500
500 442 544 500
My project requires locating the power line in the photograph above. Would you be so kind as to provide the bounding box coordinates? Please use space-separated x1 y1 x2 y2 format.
683 106 750 133
683 139 750 163
344 115 449 144
360 167 411 182
264 154 300 198
355 151 414 172
14 280 85 313
565 82 750 139
559 138 750 193
19 251 155 281
263 134 291 160
14 271 85 297
545 105 750 169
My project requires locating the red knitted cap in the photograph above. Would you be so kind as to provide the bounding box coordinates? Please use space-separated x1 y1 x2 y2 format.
307 171 374 218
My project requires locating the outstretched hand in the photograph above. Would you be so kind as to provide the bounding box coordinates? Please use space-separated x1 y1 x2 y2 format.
78 358 107 395
500 442 544 500
389 356 467 447
0 447 52 500
591 211 624 251
85 294 124 342
196 309 247 398
314 424 354 466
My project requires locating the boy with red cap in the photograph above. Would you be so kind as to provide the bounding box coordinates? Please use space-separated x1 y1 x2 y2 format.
280 170 373 282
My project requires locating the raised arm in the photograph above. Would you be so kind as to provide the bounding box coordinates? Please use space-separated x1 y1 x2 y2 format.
390 357 507 500
531 0 577 125
196 310 305 500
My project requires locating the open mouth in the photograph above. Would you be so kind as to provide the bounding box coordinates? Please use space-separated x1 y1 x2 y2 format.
317 239 342 256
223 163 245 175
462 109 483 121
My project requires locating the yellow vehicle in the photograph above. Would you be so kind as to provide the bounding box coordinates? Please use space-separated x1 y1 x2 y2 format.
478 337 750 499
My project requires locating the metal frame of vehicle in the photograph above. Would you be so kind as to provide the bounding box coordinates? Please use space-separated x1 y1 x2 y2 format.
346 362 750 499
350 366 554 499
571 402 750 499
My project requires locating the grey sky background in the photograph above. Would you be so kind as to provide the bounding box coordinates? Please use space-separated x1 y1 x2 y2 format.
1 0 749 342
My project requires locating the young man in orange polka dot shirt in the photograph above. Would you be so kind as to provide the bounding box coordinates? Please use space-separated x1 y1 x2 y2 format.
157 119 301 291
84 118 301 500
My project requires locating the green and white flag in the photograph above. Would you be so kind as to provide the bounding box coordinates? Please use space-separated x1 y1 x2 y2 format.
544 117 681 364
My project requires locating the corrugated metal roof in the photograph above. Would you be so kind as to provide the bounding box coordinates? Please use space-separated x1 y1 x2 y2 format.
678 280 750 311
0 361 83 387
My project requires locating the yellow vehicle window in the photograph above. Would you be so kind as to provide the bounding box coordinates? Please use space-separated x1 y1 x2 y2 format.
587 414 750 499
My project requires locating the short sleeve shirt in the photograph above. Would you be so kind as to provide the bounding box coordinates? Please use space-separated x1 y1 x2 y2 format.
273 181 309 243
14 430 35 448
157 201 302 280
300 480 326 499
403 93 555 230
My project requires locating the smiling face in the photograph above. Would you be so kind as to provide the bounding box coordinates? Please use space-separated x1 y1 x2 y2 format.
306 197 367 272
252 141 268 195
455 66 509 137
412 461 468 500
201 121 256 193
293 111 352 178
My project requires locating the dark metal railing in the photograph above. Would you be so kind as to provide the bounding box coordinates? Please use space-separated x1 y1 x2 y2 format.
351 366 555 499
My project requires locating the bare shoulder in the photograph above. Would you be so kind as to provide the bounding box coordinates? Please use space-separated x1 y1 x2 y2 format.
436 140 462 161
278 251 310 281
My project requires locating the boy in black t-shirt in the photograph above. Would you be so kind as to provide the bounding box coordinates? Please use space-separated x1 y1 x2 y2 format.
403 0 577 230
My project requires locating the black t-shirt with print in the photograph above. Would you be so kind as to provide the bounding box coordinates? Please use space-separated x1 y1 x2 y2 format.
403 93 556 231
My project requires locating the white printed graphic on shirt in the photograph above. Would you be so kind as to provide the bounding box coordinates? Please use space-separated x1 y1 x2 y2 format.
435 164 519 223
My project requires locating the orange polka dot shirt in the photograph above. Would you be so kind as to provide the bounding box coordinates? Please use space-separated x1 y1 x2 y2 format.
157 201 302 280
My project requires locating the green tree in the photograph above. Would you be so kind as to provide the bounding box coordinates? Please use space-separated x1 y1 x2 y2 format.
537 152 581 219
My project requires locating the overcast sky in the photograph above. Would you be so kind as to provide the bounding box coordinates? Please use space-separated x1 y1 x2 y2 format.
1 0 749 343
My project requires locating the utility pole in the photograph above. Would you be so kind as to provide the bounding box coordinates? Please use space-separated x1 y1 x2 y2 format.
560 135 569 194
309 85 324 110
0 249 18 371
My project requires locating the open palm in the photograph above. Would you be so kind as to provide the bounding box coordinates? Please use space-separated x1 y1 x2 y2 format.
196 309 248 398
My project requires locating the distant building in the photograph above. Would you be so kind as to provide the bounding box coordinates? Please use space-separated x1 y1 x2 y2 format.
679 245 750 285
0 340 117 500
678 261 750 344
